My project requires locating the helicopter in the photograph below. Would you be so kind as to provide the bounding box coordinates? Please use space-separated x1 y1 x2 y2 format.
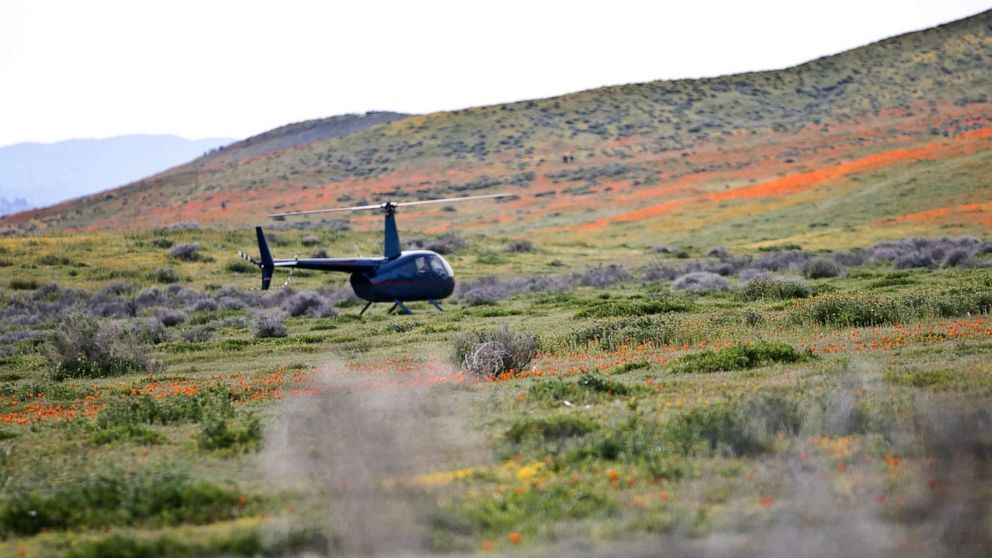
238 193 511 315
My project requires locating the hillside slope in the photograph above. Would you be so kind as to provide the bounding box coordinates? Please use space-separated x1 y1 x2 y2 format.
4 10 991 250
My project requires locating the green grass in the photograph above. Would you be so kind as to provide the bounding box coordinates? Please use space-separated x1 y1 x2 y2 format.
670 342 813 374
0 472 251 536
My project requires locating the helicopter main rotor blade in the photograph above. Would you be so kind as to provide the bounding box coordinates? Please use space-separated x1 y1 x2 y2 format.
268 193 513 218
268 204 382 218
391 193 513 208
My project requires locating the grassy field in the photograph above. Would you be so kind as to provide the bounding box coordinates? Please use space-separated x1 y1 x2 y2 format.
0 226 990 557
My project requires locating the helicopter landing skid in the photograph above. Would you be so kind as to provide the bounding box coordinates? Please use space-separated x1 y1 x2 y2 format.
428 299 444 312
387 300 413 315
359 300 373 316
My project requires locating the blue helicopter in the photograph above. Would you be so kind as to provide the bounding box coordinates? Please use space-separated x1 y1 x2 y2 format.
238 193 510 315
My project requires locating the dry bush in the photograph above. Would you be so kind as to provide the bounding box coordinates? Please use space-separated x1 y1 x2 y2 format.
454 325 538 377
803 257 843 279
577 264 629 287
154 308 188 327
251 311 288 339
283 291 337 318
671 272 730 293
47 313 150 381
167 243 202 261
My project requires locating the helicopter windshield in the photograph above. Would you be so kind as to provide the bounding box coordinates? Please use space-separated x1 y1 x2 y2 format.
431 255 453 278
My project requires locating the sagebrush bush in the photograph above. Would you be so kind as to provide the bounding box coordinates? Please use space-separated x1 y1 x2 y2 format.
47 314 150 381
870 236 981 269
456 274 574 305
134 317 169 344
803 257 843 279
577 264 629 287
755 250 809 271
154 308 187 327
251 311 288 338
282 291 336 318
454 324 538 377
671 272 730 293
181 326 213 343
167 242 202 261
152 267 179 283
301 235 321 247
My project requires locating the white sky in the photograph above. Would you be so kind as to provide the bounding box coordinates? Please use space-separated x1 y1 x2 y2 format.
1 0 989 147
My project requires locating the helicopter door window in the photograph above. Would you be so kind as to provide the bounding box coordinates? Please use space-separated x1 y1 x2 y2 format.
415 256 428 275
429 256 447 277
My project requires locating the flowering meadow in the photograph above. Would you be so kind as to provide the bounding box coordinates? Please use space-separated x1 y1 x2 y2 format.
0 225 989 557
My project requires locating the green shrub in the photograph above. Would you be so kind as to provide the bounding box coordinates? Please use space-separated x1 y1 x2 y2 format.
789 291 992 327
883 368 959 390
0 472 246 536
505 415 595 443
574 297 696 319
671 342 812 374
198 414 262 453
36 254 72 266
225 260 257 274
96 388 234 428
665 395 801 456
609 360 650 375
736 279 810 301
565 415 665 463
564 315 689 351
444 482 612 534
528 374 638 406
62 528 327 558
8 278 39 290
91 424 166 446
788 293 906 326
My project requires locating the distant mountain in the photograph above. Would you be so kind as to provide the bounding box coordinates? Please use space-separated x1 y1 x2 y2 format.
0 197 30 217
0 135 233 208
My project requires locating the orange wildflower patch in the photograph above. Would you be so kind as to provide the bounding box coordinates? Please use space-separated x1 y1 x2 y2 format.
880 201 992 226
